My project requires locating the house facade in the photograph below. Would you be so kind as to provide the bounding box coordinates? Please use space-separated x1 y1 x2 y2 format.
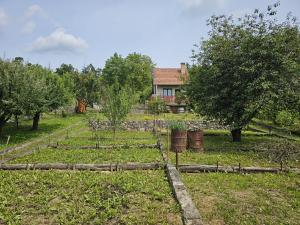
152 63 189 104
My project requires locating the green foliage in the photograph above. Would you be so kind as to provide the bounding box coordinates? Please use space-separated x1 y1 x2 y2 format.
148 98 167 115
0 59 24 132
275 110 297 128
102 53 126 86
11 147 162 164
55 63 75 75
102 52 154 101
187 4 300 140
168 120 187 131
100 84 136 137
125 53 154 102
56 63 102 108
0 59 73 133
0 170 180 224
175 90 188 104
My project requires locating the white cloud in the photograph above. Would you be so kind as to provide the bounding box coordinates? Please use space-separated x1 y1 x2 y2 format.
0 8 9 27
22 20 36 34
28 28 88 53
21 4 45 33
25 4 43 19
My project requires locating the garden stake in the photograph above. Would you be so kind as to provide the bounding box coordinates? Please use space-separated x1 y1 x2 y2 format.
280 161 283 171
6 136 10 145
167 126 170 163
238 163 241 173
176 149 179 170
217 161 219 172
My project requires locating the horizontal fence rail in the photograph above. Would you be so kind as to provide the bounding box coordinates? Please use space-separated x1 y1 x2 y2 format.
0 163 165 171
178 164 300 174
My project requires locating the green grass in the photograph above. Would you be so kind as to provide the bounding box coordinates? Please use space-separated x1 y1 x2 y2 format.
61 130 157 146
168 150 282 167
9 147 162 164
0 170 181 225
163 133 300 168
0 113 86 151
182 173 300 225
250 118 300 142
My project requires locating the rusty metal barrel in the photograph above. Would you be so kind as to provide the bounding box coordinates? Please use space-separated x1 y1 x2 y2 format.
187 130 204 152
171 130 187 153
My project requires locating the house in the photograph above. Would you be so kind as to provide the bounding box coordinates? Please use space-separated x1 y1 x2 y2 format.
152 63 189 104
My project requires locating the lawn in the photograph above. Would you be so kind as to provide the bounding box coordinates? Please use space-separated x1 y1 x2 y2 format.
0 170 182 225
9 147 162 164
0 113 87 151
61 130 158 146
165 133 300 168
182 172 300 225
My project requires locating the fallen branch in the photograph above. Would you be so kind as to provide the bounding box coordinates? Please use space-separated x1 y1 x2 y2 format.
0 163 165 171
48 143 159 150
178 164 300 174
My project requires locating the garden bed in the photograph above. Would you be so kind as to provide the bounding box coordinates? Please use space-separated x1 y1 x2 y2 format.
166 134 300 168
8 147 163 164
182 172 300 225
0 170 182 225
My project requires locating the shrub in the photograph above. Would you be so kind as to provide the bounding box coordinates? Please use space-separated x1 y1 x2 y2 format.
275 110 296 128
148 98 167 115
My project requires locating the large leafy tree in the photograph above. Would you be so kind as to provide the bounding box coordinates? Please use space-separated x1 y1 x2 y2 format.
102 52 154 102
187 3 300 141
23 64 69 130
0 59 25 135
74 71 102 110
56 63 102 112
102 53 127 86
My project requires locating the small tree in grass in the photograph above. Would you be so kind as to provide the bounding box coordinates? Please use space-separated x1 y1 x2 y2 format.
100 83 136 142
148 98 167 133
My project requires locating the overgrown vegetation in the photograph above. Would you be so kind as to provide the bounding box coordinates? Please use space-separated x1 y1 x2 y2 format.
0 170 181 225
100 84 136 141
182 173 300 225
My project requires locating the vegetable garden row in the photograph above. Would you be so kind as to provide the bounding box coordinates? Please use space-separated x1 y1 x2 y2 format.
0 114 299 225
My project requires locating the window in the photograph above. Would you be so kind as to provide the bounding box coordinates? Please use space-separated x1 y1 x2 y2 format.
163 88 172 96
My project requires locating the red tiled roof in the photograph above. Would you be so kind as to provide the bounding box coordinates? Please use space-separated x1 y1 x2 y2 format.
153 68 188 85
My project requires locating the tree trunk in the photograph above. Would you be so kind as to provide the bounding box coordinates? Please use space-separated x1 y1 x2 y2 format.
0 118 7 137
32 112 40 130
231 128 242 142
15 114 19 129
0 124 3 137
113 127 116 144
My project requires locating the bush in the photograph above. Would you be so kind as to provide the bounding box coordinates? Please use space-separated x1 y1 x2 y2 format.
275 110 296 127
148 98 167 115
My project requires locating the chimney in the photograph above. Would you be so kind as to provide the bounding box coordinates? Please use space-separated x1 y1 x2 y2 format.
180 62 187 76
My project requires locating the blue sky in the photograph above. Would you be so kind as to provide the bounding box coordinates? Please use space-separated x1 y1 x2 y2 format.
0 0 299 70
